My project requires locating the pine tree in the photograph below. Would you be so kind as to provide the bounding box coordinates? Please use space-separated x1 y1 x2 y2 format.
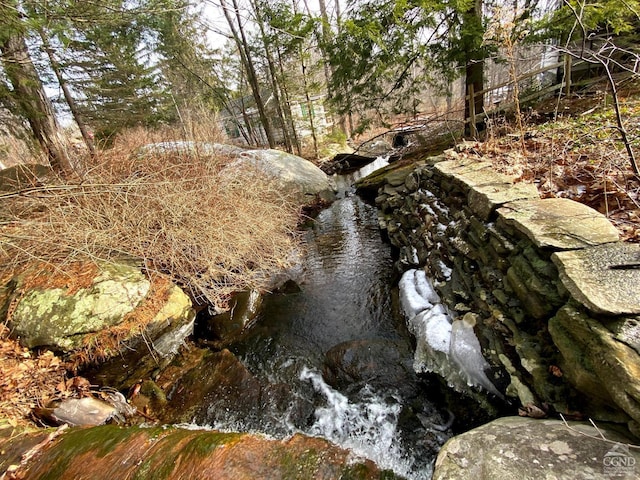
0 0 72 172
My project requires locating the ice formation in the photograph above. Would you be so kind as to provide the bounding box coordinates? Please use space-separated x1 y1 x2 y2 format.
450 316 504 399
398 269 502 399
399 269 440 318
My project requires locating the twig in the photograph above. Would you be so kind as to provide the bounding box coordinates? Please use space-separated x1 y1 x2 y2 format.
560 414 640 449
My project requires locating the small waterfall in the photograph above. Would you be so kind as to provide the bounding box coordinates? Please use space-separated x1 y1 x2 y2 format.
300 367 432 480
205 158 452 479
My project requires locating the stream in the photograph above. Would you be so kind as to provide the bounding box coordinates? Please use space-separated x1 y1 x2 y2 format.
199 159 453 479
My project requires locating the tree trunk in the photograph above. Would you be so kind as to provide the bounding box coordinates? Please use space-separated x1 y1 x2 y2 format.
308 0 348 137
1 32 73 172
220 0 276 149
276 47 302 156
250 0 293 153
39 30 96 159
463 0 485 138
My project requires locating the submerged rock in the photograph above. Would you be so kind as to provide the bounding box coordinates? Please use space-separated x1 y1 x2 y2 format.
323 339 415 395
1 424 396 480
152 348 314 432
198 289 263 345
433 416 640 480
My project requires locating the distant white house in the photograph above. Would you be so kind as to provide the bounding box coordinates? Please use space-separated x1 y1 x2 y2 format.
221 92 331 147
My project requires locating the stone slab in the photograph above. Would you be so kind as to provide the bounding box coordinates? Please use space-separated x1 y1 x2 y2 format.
552 243 640 315
433 416 640 480
436 159 539 220
498 198 620 250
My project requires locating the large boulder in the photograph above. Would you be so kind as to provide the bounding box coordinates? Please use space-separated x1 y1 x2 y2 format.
0 423 397 480
139 141 336 205
228 148 336 204
433 416 640 480
2 261 194 355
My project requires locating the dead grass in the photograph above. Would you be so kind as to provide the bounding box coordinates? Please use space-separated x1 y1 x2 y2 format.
0 128 301 310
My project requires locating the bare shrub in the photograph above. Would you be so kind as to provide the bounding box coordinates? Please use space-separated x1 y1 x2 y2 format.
0 130 301 309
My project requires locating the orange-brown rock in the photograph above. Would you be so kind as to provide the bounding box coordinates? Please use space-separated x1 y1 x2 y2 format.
2 424 396 479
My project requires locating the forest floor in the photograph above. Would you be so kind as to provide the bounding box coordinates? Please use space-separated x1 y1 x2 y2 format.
464 79 640 242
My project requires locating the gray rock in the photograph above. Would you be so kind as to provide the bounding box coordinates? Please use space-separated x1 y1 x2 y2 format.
434 416 640 480
139 142 336 205
436 159 539 220
551 243 640 315
0 163 52 192
228 149 336 204
549 304 640 425
137 141 246 158
498 198 620 250
33 397 120 427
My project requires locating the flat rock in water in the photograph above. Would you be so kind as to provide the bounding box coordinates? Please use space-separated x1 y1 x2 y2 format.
433 416 640 480
552 242 640 315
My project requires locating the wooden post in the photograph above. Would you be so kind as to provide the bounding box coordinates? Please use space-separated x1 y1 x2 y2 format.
468 83 478 139
564 54 572 97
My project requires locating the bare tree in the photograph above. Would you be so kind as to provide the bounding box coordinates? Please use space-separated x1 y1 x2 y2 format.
39 31 96 158
250 0 294 152
559 0 639 175
220 0 276 148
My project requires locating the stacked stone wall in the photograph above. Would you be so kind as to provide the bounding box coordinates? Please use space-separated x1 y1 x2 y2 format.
370 151 640 435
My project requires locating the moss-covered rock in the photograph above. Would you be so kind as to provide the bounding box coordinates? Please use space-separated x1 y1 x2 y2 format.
3 261 194 355
2 424 398 480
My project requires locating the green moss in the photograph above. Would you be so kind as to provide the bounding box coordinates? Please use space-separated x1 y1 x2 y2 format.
278 448 323 479
340 464 402 479
35 425 158 479
180 431 243 457
131 429 243 480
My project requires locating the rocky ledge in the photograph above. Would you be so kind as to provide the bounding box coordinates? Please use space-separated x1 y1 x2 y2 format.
0 422 395 480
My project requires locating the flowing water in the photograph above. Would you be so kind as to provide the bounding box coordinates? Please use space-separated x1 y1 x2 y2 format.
205 159 453 479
